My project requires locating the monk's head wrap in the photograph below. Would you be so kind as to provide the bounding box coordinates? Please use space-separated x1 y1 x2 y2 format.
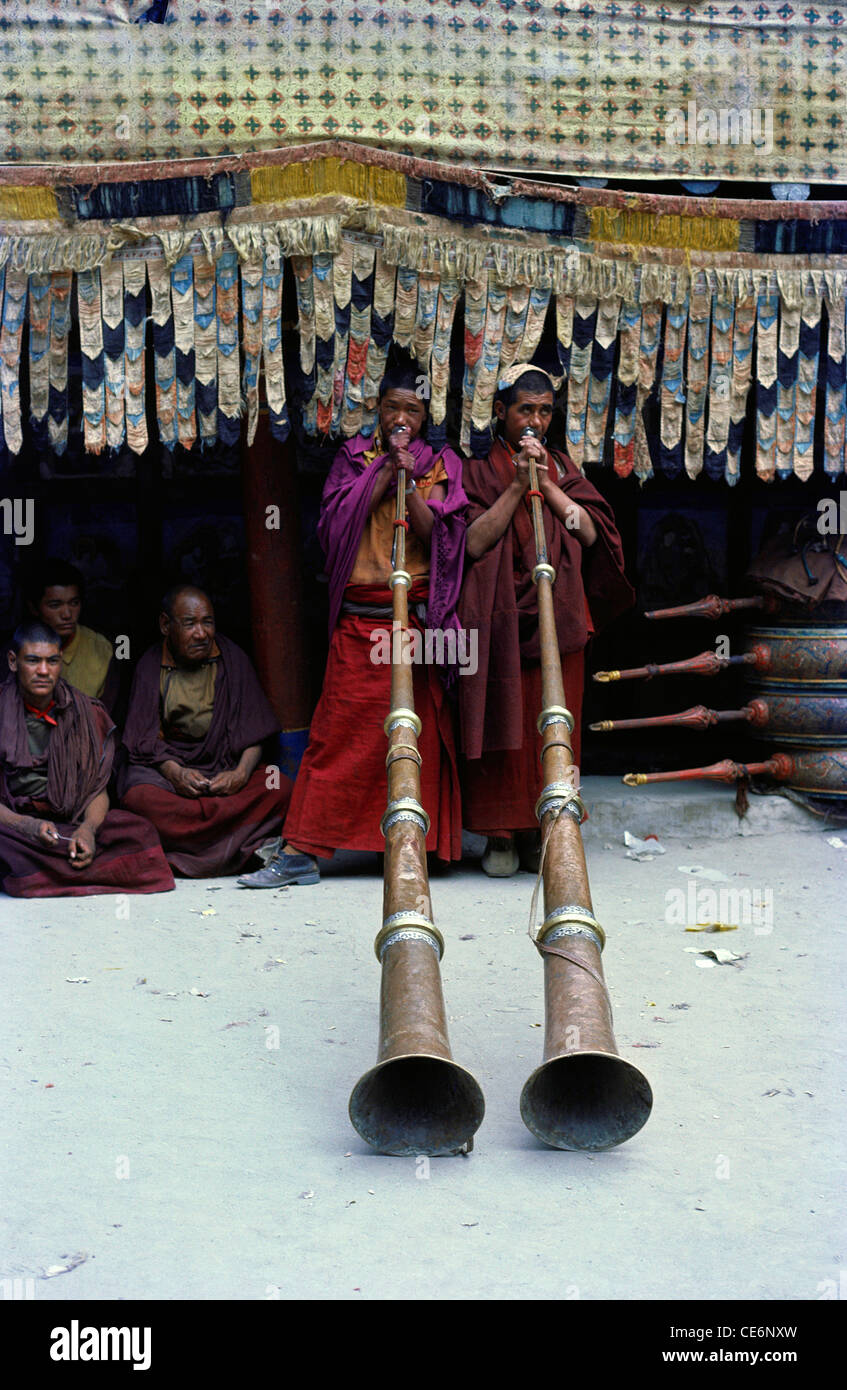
496 363 555 396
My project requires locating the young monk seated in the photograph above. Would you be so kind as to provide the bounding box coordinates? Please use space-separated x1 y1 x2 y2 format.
118 584 292 877
238 356 468 887
19 559 119 712
0 622 174 897
459 364 634 877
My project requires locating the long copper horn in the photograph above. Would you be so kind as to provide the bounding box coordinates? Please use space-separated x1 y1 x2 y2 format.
518 430 652 1151
348 430 485 1157
644 594 773 621
593 647 763 682
622 754 791 786
590 703 763 733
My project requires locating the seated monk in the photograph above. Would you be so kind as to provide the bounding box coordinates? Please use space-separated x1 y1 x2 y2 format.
459 364 635 876
238 356 468 887
118 585 292 877
0 622 174 897
19 559 119 713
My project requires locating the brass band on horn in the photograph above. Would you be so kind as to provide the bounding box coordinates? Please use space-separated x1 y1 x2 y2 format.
348 439 485 1157
518 431 653 1151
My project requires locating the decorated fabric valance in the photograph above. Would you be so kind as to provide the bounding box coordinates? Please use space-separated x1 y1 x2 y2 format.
2 148 846 484
1 1 845 183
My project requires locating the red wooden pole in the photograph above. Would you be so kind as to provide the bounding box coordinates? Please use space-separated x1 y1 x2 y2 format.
241 409 311 777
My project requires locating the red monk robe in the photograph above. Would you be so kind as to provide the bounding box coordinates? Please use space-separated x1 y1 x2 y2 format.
459 436 634 838
280 430 468 864
0 678 173 898
119 633 291 877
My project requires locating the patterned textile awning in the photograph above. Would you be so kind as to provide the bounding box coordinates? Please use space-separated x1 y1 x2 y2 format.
0 1 845 183
1 145 846 483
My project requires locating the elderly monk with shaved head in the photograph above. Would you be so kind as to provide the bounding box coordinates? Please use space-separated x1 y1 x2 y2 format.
118 585 292 877
0 621 173 897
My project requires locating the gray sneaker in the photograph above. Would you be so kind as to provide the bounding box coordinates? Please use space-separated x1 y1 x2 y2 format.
238 852 320 888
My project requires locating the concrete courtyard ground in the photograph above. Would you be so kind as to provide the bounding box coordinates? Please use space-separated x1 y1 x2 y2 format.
1 781 844 1302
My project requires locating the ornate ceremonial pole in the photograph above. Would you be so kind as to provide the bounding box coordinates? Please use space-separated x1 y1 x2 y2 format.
348 426 485 1156
241 410 311 778
593 649 764 682
518 429 652 1151
644 595 774 621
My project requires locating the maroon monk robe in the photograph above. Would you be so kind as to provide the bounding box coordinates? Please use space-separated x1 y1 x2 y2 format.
459 439 634 833
0 678 174 897
118 634 291 877
283 432 467 863
281 586 462 861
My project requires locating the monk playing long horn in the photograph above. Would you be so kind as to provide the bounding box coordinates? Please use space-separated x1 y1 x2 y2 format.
459 365 634 876
118 585 291 878
0 621 173 897
239 354 468 887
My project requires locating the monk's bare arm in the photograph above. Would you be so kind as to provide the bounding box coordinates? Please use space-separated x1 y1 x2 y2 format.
539 471 598 548
0 800 57 844
405 481 446 547
466 461 530 560
79 790 109 832
207 743 262 796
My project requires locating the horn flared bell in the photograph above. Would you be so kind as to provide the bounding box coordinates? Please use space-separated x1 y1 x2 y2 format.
521 1051 653 1152
349 933 485 1157
519 926 652 1151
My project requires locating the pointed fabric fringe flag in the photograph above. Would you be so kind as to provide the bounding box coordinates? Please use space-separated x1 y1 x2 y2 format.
460 272 488 455
312 250 335 436
726 295 756 486
148 259 176 450
28 272 51 452
47 270 72 456
330 241 353 435
426 273 458 447
172 254 196 451
262 251 287 442
584 295 619 466
498 285 530 387
613 300 640 478
756 294 779 481
555 291 574 389
659 295 687 478
240 259 262 447
124 260 148 455
291 254 316 435
77 268 106 456
633 302 661 483
362 249 395 438
705 293 734 481
565 294 598 471
100 259 125 453
823 297 846 478
684 293 711 480
414 273 440 380
0 267 4 454
193 255 217 446
216 249 240 447
344 243 376 437
1 268 29 455
795 298 821 482
775 300 800 482
470 280 506 457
